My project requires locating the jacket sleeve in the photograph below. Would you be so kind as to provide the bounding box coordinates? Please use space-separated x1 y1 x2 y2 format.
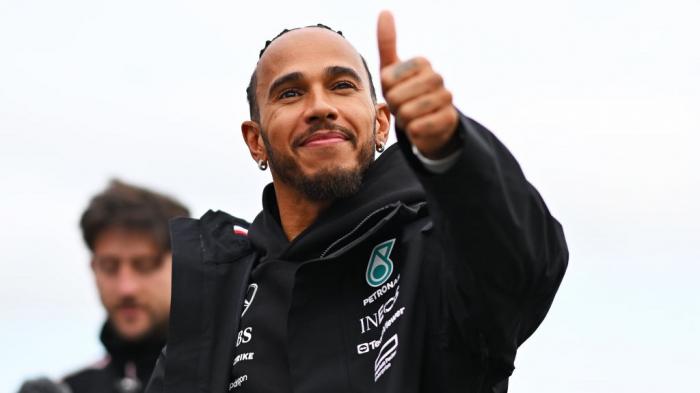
397 111 569 385
144 346 167 393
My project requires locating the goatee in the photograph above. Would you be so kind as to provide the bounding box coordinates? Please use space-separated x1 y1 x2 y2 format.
262 122 375 202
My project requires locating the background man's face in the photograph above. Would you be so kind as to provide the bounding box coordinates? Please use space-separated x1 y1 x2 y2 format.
91 228 171 341
254 28 379 195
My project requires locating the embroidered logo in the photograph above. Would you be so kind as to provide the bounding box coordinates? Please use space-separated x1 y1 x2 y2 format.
366 239 396 287
241 283 258 317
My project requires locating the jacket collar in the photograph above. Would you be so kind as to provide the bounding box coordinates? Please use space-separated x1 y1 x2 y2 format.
248 144 425 262
99 321 165 379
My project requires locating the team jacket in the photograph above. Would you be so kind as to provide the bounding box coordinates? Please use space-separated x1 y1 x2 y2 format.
64 322 164 393
146 114 569 393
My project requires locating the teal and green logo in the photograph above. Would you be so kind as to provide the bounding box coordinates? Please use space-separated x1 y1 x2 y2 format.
366 239 396 287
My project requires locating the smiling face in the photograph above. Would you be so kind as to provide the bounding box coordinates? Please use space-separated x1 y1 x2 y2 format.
243 27 390 201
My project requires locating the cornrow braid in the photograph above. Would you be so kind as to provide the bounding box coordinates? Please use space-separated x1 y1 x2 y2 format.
246 23 375 123
258 24 343 58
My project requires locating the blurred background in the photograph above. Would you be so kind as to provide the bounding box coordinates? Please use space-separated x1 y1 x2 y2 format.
1 0 698 391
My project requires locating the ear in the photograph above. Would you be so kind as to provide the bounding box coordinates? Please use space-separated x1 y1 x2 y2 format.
374 102 391 145
241 120 267 163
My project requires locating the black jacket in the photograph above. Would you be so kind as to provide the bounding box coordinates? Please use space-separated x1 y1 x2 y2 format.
64 322 165 393
147 114 568 393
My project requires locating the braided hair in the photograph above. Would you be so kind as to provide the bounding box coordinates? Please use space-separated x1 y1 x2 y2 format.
245 24 377 122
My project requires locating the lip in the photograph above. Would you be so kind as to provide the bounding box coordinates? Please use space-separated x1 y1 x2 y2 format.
116 305 143 319
299 130 350 147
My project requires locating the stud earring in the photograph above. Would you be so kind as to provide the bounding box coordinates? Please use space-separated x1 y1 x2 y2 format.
258 159 268 171
376 142 385 153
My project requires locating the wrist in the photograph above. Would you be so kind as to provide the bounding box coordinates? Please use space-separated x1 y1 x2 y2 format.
417 124 461 160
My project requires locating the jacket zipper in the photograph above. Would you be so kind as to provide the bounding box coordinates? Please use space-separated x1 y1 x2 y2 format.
319 204 395 258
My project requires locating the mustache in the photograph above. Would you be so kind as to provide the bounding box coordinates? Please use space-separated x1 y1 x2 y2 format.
115 297 142 309
292 121 356 147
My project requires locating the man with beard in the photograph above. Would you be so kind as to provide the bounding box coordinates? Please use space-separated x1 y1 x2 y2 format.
147 11 568 393
63 180 189 393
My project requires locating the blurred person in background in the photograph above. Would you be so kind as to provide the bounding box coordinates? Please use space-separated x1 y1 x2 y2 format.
62 179 189 393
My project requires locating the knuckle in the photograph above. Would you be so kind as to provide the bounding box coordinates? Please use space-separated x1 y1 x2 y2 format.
428 73 443 88
444 90 453 103
434 73 444 87
420 97 432 110
414 56 431 68
436 109 449 123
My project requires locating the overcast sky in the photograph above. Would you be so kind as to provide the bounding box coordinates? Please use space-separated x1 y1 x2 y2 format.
1 0 698 391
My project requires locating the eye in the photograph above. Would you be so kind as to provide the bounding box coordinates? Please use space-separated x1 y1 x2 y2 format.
332 81 356 90
278 89 302 99
132 256 163 274
94 257 120 276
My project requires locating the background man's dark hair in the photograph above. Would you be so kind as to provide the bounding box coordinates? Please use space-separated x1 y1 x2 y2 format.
80 179 189 253
246 24 377 122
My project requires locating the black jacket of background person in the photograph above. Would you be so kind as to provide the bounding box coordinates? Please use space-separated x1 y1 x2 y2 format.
146 113 568 393
64 322 164 393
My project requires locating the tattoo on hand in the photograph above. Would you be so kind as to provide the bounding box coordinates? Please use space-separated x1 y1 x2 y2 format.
393 60 416 79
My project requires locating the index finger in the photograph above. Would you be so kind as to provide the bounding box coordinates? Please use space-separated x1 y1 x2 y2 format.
377 10 399 69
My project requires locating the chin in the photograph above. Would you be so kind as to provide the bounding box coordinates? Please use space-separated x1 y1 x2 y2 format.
308 149 368 170
114 322 151 341
306 162 358 176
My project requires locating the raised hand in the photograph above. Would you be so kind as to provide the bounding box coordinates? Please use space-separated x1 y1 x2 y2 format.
377 11 459 159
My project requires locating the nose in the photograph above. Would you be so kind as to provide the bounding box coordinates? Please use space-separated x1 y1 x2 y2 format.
115 264 139 296
304 89 338 124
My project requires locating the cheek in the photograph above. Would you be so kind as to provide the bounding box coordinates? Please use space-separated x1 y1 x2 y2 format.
144 271 172 316
266 105 301 131
146 266 172 298
94 276 114 295
345 108 376 139
262 114 294 152
94 278 118 307
341 99 375 125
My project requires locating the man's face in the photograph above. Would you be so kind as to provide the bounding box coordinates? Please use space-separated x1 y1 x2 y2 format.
252 28 385 200
91 228 171 341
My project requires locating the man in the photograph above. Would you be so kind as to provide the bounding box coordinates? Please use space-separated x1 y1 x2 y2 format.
148 11 568 393
64 179 189 393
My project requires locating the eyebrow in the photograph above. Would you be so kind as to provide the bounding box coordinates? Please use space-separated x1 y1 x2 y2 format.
268 71 304 99
267 66 363 99
325 66 362 84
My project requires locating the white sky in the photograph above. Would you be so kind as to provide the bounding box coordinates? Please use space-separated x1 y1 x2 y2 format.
1 0 698 391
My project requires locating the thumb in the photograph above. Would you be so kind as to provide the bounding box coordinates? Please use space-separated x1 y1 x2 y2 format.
377 10 399 69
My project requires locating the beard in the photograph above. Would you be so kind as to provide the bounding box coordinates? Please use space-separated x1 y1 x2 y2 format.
262 121 376 202
108 295 168 342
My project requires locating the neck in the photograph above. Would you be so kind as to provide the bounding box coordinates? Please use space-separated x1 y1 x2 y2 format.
273 181 331 241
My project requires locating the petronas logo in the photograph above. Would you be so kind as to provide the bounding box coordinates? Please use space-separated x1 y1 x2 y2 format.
366 239 396 287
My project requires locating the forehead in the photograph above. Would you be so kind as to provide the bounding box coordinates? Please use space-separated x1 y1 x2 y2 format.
256 28 367 90
93 227 159 254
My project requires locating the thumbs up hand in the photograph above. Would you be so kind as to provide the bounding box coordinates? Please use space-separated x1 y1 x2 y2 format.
377 11 459 159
